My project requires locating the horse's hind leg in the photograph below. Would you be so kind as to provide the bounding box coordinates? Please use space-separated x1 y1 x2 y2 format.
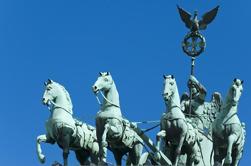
174 120 187 166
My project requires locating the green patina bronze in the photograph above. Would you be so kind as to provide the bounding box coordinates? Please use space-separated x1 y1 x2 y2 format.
36 80 99 166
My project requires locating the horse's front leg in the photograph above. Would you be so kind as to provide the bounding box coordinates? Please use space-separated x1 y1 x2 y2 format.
224 134 237 165
61 128 73 166
174 133 185 166
155 130 166 161
174 121 187 166
36 134 47 163
99 123 109 164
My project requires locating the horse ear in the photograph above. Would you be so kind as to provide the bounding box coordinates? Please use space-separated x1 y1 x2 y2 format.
241 80 244 84
163 75 167 79
44 81 47 86
47 79 52 84
99 72 102 76
171 75 174 79
106 72 110 75
233 78 237 82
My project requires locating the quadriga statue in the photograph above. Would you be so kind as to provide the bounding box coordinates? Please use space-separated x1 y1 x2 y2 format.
36 79 99 166
92 72 143 165
212 79 245 166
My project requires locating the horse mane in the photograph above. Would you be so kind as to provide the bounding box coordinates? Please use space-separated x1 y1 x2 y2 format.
53 82 73 111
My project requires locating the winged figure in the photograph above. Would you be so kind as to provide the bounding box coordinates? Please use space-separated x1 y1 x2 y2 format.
177 5 219 32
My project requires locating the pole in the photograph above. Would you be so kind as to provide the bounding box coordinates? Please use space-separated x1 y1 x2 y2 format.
189 57 195 116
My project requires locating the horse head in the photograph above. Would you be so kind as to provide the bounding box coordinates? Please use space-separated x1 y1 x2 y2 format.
42 79 73 113
162 75 177 102
43 79 56 105
92 72 114 94
228 78 243 106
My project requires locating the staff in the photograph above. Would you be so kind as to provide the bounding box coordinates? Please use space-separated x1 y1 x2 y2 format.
177 5 219 116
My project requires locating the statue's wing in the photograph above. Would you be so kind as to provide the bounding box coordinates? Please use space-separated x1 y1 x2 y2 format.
211 92 222 107
199 5 219 30
177 5 192 29
180 92 189 102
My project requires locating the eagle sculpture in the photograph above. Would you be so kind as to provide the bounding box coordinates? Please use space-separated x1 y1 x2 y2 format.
177 5 219 32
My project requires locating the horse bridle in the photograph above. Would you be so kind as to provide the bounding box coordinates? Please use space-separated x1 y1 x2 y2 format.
94 80 120 108
95 91 120 108
47 99 73 115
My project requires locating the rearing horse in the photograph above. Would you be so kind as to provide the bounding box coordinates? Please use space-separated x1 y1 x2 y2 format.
92 72 143 165
156 75 200 166
36 79 99 166
212 78 245 166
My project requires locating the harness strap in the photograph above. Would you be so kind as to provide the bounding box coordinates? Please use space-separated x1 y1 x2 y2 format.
222 112 237 125
49 100 73 115
100 91 120 108
95 92 120 108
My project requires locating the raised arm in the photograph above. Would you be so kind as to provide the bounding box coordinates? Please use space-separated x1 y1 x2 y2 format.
189 75 207 101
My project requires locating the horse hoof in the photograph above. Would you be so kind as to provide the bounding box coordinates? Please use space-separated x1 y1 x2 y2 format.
39 155 46 164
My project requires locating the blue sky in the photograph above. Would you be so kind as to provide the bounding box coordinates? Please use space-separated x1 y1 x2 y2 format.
0 0 250 165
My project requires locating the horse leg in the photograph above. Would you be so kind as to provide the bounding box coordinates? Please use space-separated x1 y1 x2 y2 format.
96 118 108 164
155 130 166 160
213 146 224 166
75 150 90 166
231 146 242 166
129 143 143 165
174 120 187 166
191 143 200 166
36 134 48 163
90 141 99 165
99 123 109 163
113 149 123 166
224 134 237 165
186 153 193 166
60 127 73 166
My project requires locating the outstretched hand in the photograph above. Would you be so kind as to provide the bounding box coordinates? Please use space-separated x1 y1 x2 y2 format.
189 75 198 85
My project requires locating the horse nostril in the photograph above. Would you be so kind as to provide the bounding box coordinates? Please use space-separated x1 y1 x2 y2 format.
42 98 47 104
163 93 168 97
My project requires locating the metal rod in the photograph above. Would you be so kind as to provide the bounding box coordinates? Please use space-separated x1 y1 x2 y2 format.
189 57 195 116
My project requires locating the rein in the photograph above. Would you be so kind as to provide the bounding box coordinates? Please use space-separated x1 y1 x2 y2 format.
95 91 120 108
222 112 237 125
133 120 160 124
48 100 73 115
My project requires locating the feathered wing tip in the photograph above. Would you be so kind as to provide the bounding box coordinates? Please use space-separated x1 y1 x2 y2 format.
177 5 192 29
199 5 219 30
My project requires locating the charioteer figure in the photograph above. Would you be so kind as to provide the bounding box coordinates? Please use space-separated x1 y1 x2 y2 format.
182 75 207 117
